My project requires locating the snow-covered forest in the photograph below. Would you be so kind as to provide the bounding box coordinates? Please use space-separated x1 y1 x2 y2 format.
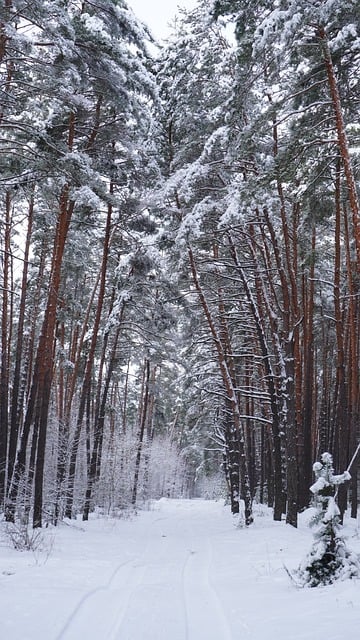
0 0 360 535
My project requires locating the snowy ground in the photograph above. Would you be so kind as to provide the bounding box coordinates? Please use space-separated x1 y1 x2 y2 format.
0 499 359 640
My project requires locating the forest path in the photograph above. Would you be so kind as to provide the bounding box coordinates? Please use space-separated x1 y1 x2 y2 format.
2 499 359 640
57 499 233 640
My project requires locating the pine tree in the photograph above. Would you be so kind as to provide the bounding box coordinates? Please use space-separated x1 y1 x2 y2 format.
156 1 257 523
4 0 156 526
211 0 360 523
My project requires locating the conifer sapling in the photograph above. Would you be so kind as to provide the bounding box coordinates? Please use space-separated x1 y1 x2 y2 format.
296 452 360 587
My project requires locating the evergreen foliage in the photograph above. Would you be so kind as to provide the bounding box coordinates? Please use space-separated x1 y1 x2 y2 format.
296 453 360 587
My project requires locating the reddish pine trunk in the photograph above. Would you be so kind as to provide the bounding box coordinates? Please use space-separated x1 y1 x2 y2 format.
32 185 75 527
65 198 112 518
8 113 76 526
317 26 360 272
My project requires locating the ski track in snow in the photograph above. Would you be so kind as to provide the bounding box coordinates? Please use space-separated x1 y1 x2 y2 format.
56 504 234 640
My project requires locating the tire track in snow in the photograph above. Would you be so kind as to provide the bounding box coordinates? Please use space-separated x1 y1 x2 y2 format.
109 512 191 640
57 505 236 640
57 512 189 640
182 535 233 640
56 554 146 640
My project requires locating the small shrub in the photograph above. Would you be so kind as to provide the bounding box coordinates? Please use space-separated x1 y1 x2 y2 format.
6 522 46 552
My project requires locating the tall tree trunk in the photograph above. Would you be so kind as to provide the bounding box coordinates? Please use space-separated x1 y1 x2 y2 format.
82 299 126 520
65 198 112 518
132 359 151 507
260 202 299 526
317 26 360 272
343 203 359 518
9 112 76 527
32 183 75 527
0 190 11 505
299 223 316 509
333 160 349 518
7 192 34 503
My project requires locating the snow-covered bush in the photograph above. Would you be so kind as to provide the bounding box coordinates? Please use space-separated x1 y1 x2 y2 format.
296 452 360 587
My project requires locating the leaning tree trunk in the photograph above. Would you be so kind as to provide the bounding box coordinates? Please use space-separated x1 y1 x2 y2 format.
317 26 360 273
227 234 283 521
188 245 253 524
